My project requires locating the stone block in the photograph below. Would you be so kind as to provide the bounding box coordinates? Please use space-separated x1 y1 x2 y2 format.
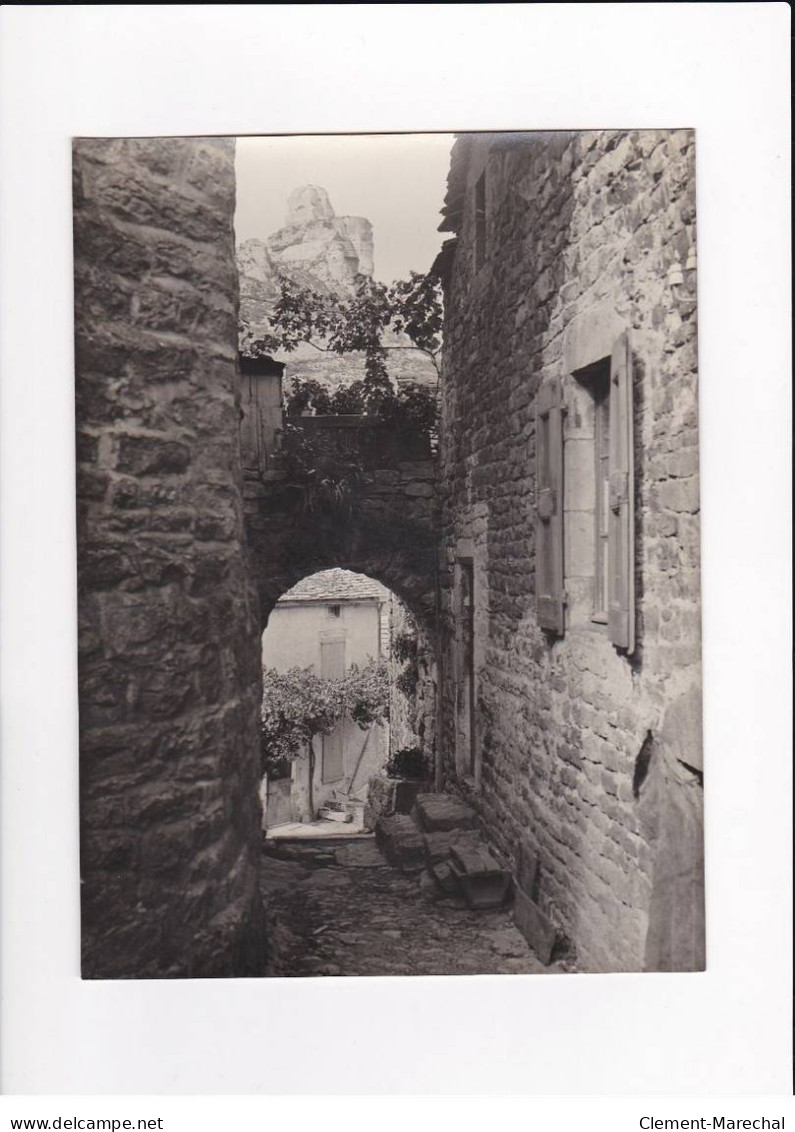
412 793 478 833
429 860 461 896
450 842 503 877
513 888 557 965
116 435 191 477
423 830 461 865
449 854 512 910
374 815 426 873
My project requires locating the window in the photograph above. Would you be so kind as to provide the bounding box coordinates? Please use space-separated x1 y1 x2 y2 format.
328 604 341 618
536 331 635 652
474 172 487 272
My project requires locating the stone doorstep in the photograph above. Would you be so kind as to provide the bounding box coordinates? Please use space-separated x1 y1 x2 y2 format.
374 815 426 873
449 859 512 910
512 887 557 966
412 793 478 833
374 813 409 850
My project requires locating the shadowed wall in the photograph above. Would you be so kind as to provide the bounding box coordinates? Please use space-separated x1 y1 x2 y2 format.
74 136 265 978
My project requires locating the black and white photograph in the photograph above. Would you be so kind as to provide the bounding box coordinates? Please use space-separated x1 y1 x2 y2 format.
74 128 704 979
1 2 789 1106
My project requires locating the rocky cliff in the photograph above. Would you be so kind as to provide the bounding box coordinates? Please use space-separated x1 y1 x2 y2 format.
237 184 436 390
238 185 374 339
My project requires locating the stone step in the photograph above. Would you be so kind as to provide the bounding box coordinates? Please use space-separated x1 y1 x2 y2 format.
450 842 505 878
422 828 483 866
412 793 478 833
449 859 513 910
447 842 512 910
374 814 426 873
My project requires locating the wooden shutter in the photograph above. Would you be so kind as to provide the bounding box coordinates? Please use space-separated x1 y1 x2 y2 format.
608 332 635 652
535 378 565 634
320 639 346 680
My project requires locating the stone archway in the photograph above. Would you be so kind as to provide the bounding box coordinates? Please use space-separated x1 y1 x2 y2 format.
259 567 431 832
244 466 439 635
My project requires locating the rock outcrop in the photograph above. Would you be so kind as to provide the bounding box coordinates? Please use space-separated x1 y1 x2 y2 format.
237 183 437 391
238 184 374 338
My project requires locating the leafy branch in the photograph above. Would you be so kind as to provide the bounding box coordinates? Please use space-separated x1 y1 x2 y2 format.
241 271 444 381
260 658 390 775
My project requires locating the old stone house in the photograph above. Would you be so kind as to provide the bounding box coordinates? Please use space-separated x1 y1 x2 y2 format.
260 568 391 828
432 130 703 972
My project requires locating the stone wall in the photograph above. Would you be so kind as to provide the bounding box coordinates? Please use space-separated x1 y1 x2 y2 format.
74 137 265 977
244 459 439 632
388 596 422 755
437 131 703 971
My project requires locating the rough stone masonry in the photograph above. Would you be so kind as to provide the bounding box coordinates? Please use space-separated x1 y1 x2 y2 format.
74 137 264 977
435 131 704 972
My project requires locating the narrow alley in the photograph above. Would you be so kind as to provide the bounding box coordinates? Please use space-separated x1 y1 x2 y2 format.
261 835 568 977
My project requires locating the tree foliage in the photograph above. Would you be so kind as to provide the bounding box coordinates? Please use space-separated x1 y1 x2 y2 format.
240 271 442 428
282 373 438 431
392 626 420 703
242 271 443 378
260 658 390 774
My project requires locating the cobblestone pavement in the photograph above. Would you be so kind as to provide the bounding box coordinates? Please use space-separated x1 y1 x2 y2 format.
261 836 570 977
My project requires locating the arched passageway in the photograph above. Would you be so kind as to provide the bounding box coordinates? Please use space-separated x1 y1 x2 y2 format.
259 567 437 833
245 471 439 635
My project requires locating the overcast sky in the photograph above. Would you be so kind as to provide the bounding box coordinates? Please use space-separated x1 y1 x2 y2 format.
235 133 454 282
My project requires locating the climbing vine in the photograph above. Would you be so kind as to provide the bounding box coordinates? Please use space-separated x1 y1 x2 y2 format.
392 628 420 703
242 271 442 514
260 658 390 775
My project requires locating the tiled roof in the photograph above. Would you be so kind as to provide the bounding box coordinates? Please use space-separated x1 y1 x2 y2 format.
278 568 389 605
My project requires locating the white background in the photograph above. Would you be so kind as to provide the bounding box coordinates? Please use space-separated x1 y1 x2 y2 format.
0 2 791 1103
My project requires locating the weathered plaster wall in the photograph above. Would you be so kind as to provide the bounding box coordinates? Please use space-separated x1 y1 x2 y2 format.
438 131 703 971
262 598 383 672
262 597 388 817
74 137 264 977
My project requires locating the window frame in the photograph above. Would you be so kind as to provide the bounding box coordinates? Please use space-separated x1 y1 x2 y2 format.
474 171 487 273
591 365 611 626
558 331 635 651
